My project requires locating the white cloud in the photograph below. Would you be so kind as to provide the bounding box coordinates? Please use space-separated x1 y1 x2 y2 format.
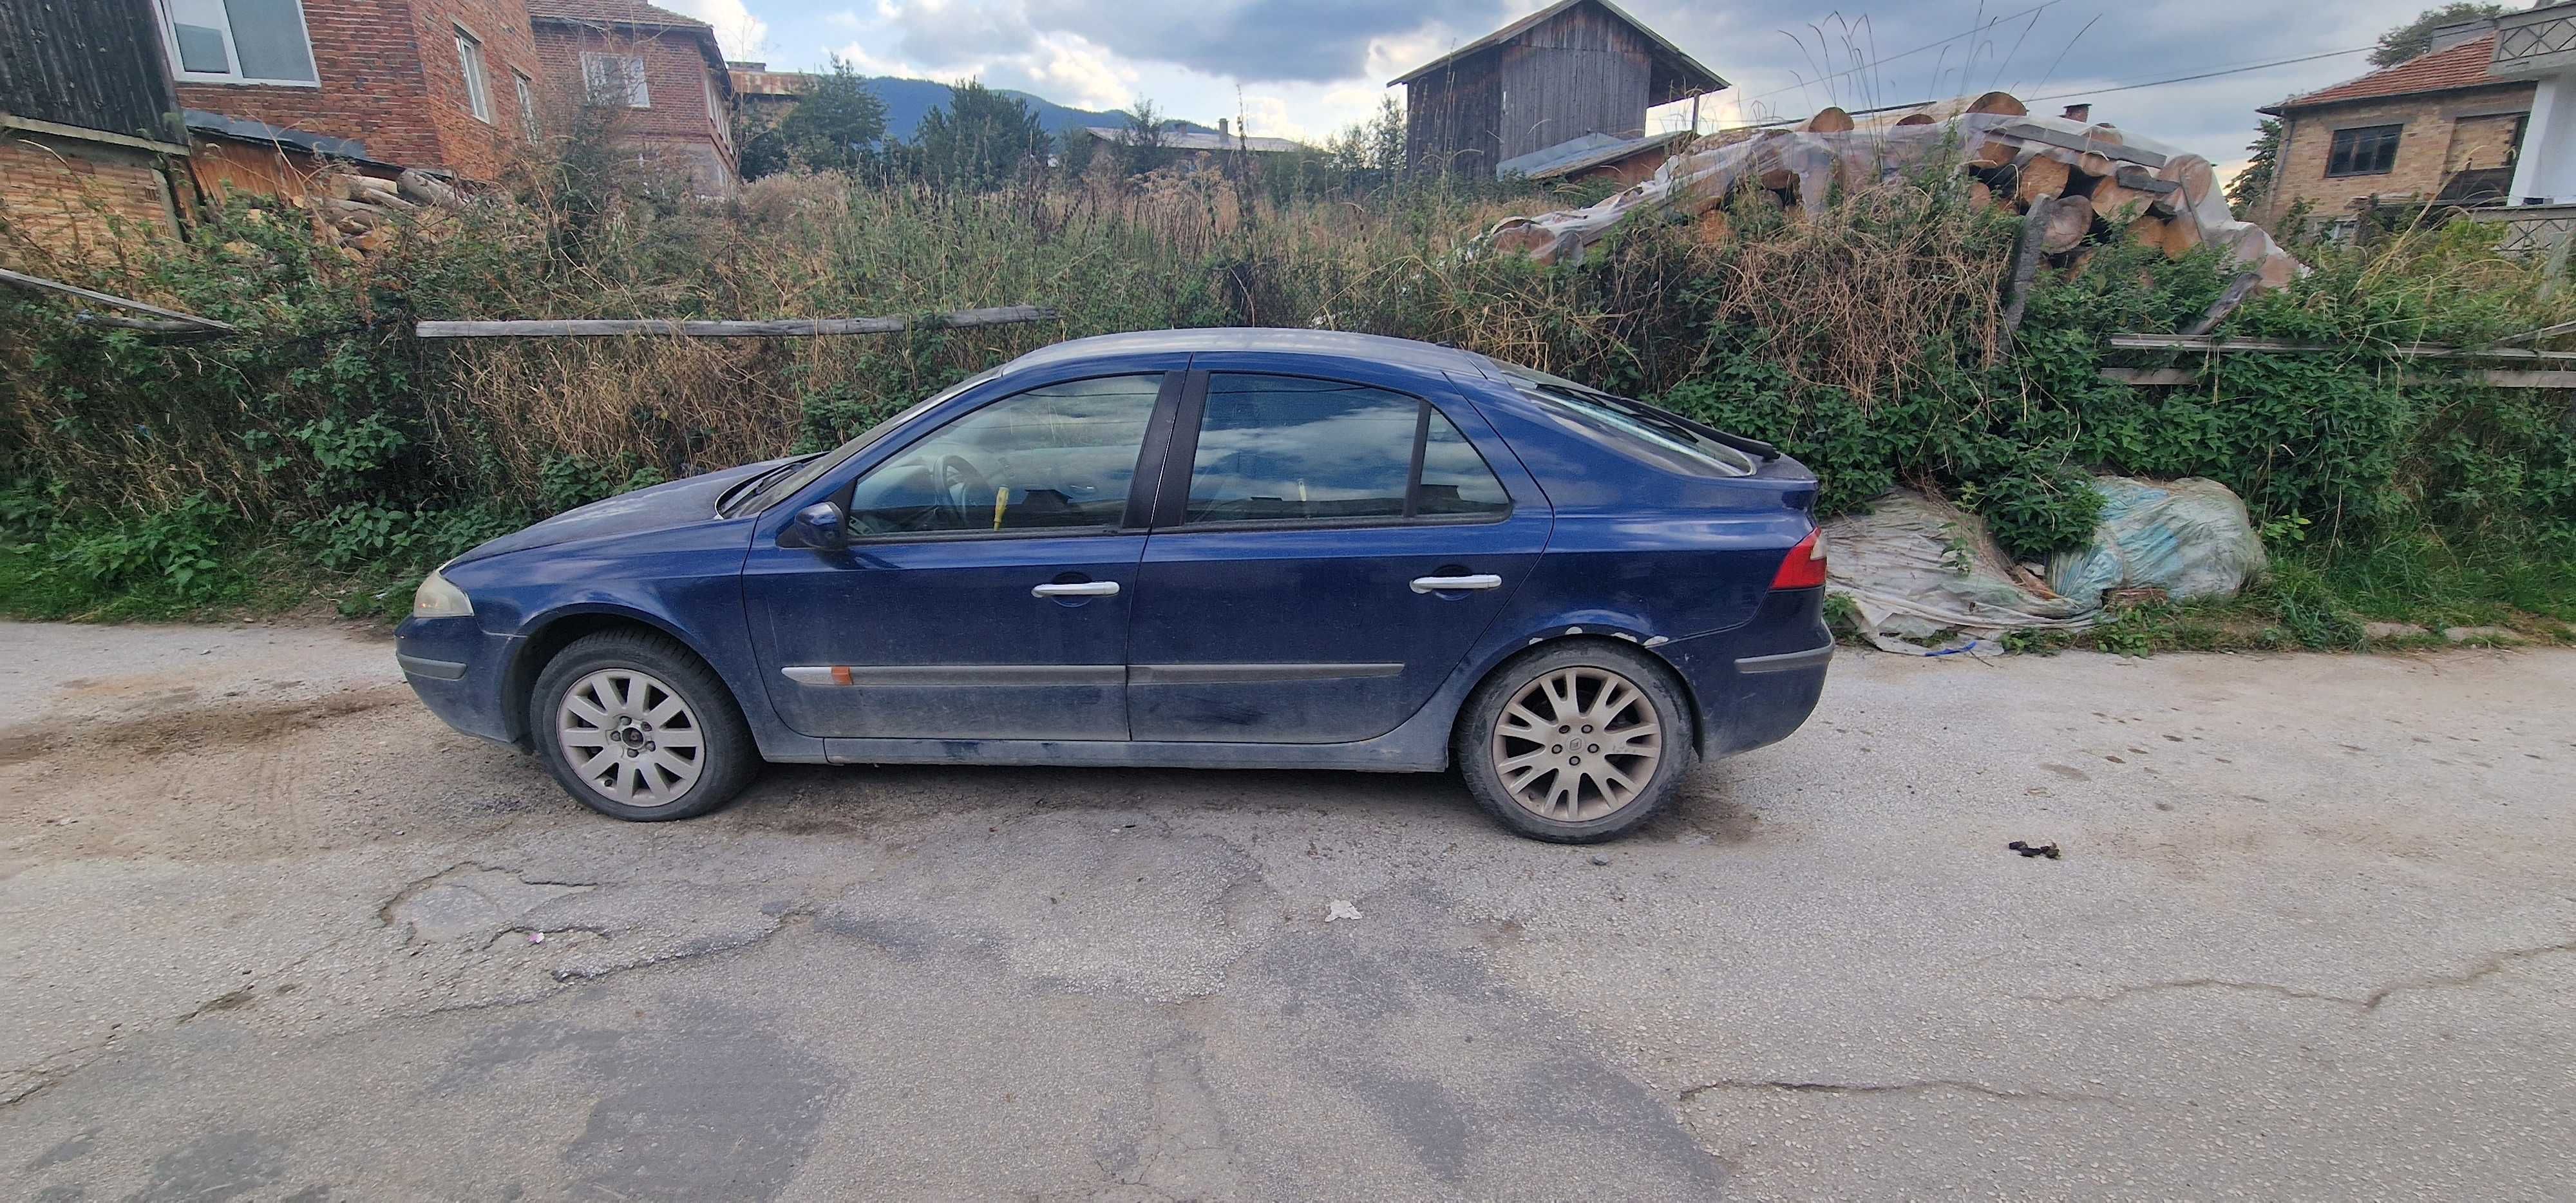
1016 33 1136 110
656 0 770 59
822 8 864 29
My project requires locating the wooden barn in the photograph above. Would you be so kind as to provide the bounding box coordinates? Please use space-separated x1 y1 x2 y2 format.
1390 0 1725 178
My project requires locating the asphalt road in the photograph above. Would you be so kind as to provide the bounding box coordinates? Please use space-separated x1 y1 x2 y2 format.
3 620 2572 1200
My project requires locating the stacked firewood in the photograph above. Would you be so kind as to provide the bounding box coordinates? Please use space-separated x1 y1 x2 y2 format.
1485 91 2298 292
303 169 463 253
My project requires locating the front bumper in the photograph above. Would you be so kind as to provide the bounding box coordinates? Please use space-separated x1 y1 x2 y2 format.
393 616 524 746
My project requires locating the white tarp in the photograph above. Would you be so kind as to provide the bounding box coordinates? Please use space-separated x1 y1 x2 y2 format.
1823 476 2267 655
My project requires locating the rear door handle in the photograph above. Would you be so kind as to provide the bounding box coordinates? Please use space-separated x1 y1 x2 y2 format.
1410 574 1502 594
1033 581 1120 598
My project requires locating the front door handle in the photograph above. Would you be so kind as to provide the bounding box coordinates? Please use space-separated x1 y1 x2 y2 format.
1410 574 1502 594
1033 581 1120 598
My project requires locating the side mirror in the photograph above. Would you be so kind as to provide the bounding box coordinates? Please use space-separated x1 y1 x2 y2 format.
779 501 847 549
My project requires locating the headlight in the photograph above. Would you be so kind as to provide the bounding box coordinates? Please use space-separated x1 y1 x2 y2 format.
412 566 474 618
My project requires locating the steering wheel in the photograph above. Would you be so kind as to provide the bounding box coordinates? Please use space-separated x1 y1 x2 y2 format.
936 455 995 528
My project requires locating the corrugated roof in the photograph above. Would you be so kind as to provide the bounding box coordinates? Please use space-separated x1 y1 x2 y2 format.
729 68 806 97
1082 127 1304 153
526 0 711 30
2269 35 2517 110
1388 0 1725 94
1502 128 1690 180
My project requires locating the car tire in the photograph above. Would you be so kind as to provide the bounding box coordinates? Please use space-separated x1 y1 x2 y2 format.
531 629 759 822
1455 640 1696 844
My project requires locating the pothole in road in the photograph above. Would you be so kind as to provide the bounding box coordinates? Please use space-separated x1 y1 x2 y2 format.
380 864 596 943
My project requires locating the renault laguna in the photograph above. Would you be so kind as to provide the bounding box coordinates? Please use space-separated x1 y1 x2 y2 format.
396 329 1831 842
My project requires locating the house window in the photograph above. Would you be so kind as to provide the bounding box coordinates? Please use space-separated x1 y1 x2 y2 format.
453 27 491 122
582 52 650 108
705 71 723 129
157 0 319 86
515 71 540 139
2327 124 2403 177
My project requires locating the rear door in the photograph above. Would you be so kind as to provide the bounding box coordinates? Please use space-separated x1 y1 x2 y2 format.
744 371 1178 740
1124 368 1551 743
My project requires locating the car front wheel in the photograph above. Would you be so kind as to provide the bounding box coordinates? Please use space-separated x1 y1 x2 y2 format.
1456 641 1695 842
533 630 758 821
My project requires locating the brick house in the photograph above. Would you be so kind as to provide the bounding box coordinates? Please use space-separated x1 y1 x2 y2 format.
527 0 736 196
155 0 547 184
2258 29 2532 230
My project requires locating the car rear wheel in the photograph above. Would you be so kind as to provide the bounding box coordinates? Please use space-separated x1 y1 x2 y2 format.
1455 641 1694 843
533 630 758 821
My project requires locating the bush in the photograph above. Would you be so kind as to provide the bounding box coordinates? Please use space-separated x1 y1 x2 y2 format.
2 134 2570 629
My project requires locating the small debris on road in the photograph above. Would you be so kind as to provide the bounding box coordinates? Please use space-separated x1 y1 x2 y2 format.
1589 855 1611 866
2007 840 2063 860
1325 899 1362 922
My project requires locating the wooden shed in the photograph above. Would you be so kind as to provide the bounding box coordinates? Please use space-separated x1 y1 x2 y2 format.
1390 0 1725 178
0 0 193 257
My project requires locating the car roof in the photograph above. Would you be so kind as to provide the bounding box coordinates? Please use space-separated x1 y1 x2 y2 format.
999 328 1497 377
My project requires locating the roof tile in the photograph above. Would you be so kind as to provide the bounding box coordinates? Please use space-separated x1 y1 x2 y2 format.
525 0 712 30
2275 35 2514 109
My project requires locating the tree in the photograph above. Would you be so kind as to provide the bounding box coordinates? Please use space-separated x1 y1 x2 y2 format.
739 57 887 180
909 79 1048 191
2228 118 2282 218
2371 3 2511 67
1117 97 1182 176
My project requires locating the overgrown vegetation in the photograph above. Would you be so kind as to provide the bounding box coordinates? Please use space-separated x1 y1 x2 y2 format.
3 90 2572 650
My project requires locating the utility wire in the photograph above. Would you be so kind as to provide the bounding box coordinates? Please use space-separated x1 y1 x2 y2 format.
1738 0 2062 104
1738 43 2376 128
2022 45 2371 104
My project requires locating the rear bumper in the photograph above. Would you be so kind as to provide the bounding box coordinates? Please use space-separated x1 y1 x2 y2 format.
393 616 523 747
1663 588 1833 757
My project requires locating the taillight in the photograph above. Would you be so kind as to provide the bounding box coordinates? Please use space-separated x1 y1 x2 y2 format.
1770 528 1828 589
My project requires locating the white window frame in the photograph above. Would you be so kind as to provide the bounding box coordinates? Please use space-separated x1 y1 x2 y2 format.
515 70 541 140
704 71 723 128
582 52 650 108
453 25 492 123
153 0 321 88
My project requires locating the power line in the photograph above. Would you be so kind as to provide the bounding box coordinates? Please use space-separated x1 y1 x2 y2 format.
2022 45 2371 104
1739 0 2063 104
1738 43 2376 128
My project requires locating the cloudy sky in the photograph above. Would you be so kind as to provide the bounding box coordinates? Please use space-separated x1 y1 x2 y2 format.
657 0 2463 171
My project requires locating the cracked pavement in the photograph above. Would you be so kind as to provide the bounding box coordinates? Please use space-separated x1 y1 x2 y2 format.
2 620 2572 1199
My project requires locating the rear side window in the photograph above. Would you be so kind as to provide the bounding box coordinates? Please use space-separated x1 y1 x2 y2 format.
1496 363 1756 477
1183 374 1510 525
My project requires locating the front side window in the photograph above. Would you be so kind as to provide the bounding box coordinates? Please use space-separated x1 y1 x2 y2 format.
454 28 491 122
845 375 1162 536
1183 374 1510 525
2328 124 2402 176
160 0 318 85
582 52 650 108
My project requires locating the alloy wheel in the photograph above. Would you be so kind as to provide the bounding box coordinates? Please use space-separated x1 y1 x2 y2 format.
1488 665 1664 822
556 668 705 808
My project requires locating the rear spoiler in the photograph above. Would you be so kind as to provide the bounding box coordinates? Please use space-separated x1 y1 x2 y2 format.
1627 397 1782 462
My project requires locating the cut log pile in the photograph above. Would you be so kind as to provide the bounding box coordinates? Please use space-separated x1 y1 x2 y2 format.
1483 91 2303 292
299 169 464 253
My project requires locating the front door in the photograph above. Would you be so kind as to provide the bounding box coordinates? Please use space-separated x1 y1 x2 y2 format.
1125 370 1551 743
744 372 1173 740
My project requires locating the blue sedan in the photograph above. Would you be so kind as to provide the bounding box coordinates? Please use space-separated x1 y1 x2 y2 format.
396 329 1831 842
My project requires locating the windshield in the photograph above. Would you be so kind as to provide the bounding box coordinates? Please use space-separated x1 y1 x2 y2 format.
1492 363 1757 477
723 369 1001 516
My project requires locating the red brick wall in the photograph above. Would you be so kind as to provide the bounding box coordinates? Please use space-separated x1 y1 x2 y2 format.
530 20 734 191
412 0 546 179
0 131 180 265
171 0 540 181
